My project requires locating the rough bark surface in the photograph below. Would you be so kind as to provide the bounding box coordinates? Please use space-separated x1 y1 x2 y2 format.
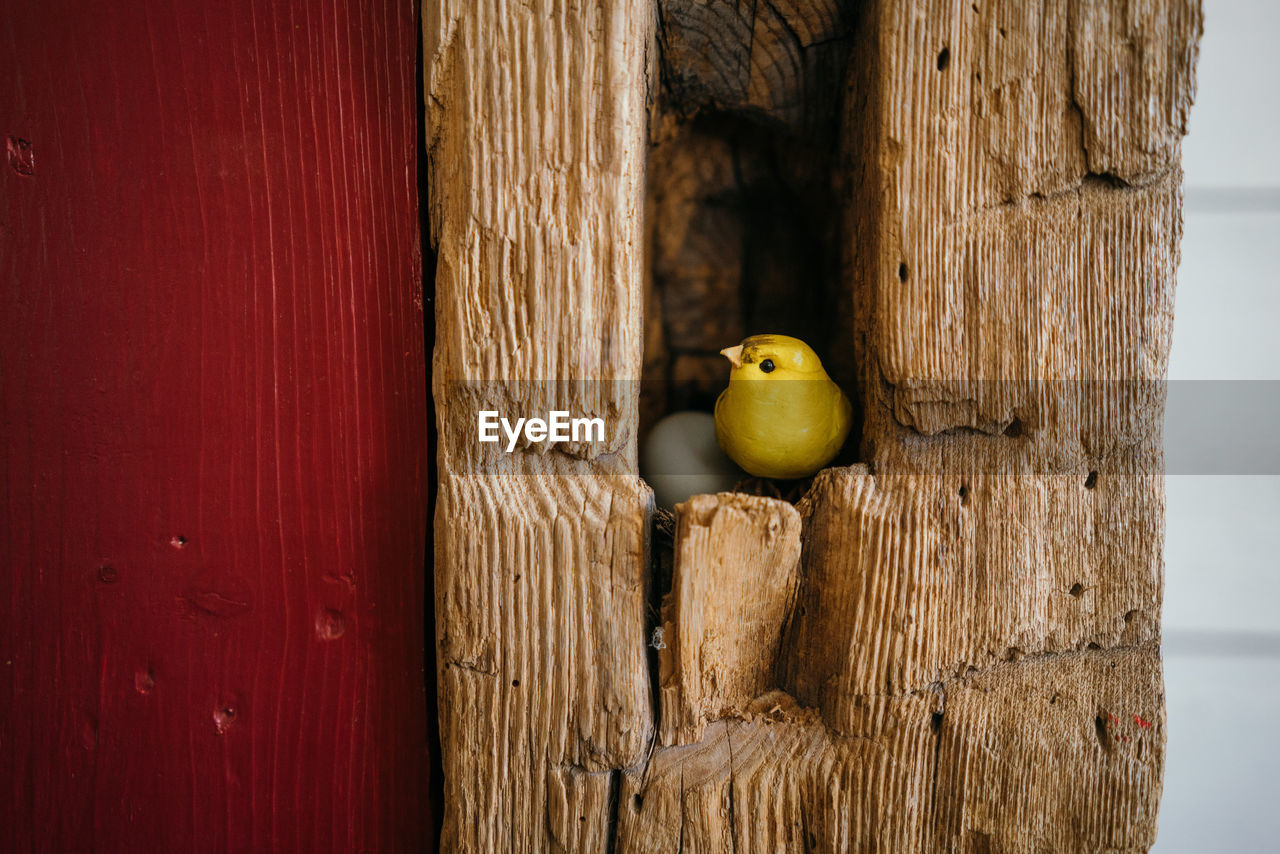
619 648 1162 851
427 0 1200 850
659 494 802 746
784 467 1163 727
425 1 656 849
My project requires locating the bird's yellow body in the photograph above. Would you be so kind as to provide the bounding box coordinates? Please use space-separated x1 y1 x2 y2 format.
714 334 852 479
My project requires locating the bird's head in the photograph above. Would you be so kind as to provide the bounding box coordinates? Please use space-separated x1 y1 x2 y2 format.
719 334 828 382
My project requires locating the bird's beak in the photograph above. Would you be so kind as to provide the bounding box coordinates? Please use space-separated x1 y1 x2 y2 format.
719 345 744 369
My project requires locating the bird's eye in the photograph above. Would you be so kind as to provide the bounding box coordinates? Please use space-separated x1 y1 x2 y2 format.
760 359 775 373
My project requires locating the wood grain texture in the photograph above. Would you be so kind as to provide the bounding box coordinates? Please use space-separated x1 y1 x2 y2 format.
867 172 1183 462
626 0 1195 849
854 0 1200 429
620 691 937 852
425 0 656 849
659 494 801 746
433 473 652 849
621 648 1162 852
426 0 1198 848
657 0 849 130
784 467 1162 729
825 0 1191 846
932 647 1165 852
1 2 428 852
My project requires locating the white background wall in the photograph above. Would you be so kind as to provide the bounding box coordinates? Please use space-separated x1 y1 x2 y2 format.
1156 1 1280 850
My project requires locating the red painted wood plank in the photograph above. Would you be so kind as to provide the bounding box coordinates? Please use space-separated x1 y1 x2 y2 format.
1 2 430 851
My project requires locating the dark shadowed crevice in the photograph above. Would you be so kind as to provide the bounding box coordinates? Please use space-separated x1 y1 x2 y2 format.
417 17 445 848
642 0 861 436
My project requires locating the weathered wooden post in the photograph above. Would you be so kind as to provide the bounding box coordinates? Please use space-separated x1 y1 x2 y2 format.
425 1 656 849
426 0 1201 849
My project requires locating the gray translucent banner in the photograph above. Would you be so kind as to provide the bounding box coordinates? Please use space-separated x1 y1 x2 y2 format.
436 380 1280 475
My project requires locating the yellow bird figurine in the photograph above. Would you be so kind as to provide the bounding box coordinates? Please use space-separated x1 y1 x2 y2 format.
714 334 852 479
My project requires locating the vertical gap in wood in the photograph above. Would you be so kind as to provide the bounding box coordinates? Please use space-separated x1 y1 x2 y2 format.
643 17 677 728
603 768 622 854
839 0 876 465
646 506 677 741
416 18 444 845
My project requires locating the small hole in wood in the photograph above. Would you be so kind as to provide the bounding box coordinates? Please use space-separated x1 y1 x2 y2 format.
1085 471 1099 489
213 705 238 735
1003 417 1023 438
315 608 346 641
170 535 188 549
930 711 944 732
1094 714 1110 750
511 679 520 687
97 564 118 584
958 484 969 504
135 666 156 695
1050 693 1059 705
936 47 950 71
633 794 643 812
6 136 35 176
1124 609 1137 623
1068 582 1084 598
898 262 908 282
